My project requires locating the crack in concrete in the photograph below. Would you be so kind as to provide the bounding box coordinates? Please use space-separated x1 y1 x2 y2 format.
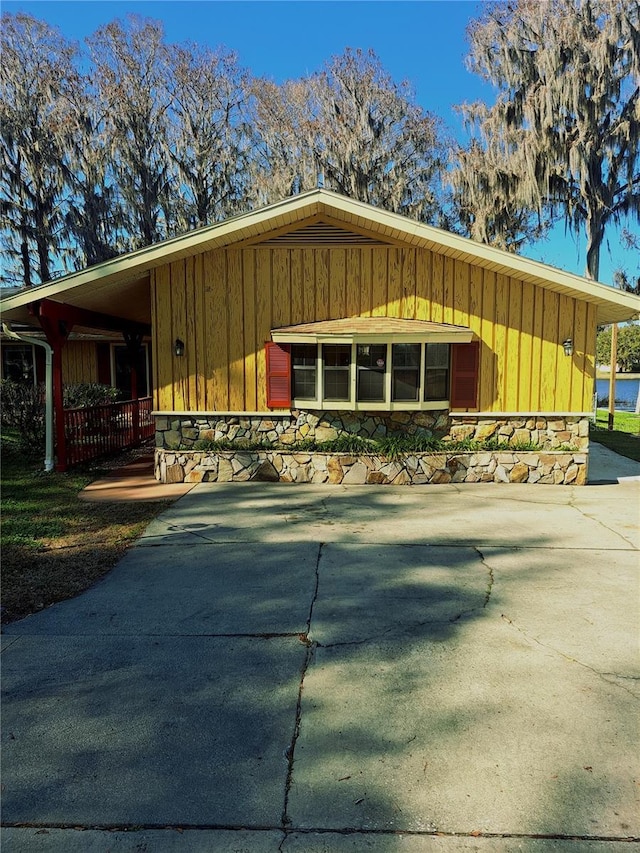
280 543 323 833
6 823 638 844
500 613 640 700
447 546 495 624
567 496 639 551
474 547 495 610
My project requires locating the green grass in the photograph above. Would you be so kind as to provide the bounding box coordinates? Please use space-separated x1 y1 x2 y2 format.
0 433 169 624
590 409 640 462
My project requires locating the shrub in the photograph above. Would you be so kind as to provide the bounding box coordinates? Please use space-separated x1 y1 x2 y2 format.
315 433 377 454
181 433 563 456
63 383 120 408
0 380 46 452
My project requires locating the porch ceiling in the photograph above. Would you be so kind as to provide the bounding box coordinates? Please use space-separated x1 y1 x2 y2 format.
0 275 151 328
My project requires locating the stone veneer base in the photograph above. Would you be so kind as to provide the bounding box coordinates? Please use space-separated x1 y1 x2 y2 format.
155 448 588 486
155 411 590 452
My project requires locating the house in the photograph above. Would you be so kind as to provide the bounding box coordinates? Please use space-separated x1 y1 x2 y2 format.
1 189 639 482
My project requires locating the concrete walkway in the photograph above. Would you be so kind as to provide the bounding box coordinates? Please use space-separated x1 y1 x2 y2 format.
2 449 639 851
77 454 195 503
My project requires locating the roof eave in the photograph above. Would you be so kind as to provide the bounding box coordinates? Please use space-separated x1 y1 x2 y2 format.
1 188 639 324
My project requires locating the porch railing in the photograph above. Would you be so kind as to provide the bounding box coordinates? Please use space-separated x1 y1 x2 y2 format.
63 396 154 467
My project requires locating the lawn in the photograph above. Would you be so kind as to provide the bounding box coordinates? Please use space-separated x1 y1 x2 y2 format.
590 409 640 462
1 434 169 624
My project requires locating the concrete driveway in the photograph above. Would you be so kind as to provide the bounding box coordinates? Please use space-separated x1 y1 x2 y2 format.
2 444 639 852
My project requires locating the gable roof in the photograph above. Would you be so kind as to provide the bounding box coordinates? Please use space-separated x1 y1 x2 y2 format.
1 188 638 326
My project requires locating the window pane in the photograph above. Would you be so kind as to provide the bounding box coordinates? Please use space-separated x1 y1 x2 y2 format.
424 344 449 402
392 344 420 401
293 370 316 399
356 344 386 402
392 343 420 368
292 344 316 367
292 344 317 399
2 345 34 383
357 369 385 401
356 343 386 368
425 368 448 401
426 343 449 368
324 369 350 401
323 344 351 367
323 344 350 401
393 368 419 401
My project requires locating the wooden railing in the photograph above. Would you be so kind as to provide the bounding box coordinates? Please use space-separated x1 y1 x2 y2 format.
63 397 154 467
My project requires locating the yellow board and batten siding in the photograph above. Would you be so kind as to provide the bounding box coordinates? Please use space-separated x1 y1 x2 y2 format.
61 341 98 385
150 245 595 414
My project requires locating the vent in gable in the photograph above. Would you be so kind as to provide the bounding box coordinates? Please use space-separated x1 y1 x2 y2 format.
257 221 391 246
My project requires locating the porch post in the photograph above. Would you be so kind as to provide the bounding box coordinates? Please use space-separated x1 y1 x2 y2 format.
608 323 617 431
124 331 143 442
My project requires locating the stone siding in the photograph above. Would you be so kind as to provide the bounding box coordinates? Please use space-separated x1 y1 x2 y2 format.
156 411 590 451
448 415 589 450
155 448 588 486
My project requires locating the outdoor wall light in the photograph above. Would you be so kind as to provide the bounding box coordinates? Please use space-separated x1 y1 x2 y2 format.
174 338 185 357
562 338 574 357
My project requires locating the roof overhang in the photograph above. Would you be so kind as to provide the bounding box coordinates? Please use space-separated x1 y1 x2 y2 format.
272 317 474 344
1 188 639 326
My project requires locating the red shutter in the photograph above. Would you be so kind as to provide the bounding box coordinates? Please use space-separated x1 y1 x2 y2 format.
265 342 291 408
450 341 479 409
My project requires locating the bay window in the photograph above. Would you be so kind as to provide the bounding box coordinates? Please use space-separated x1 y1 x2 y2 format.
267 318 478 411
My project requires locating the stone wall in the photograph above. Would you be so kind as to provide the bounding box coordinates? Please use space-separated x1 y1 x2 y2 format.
448 415 589 450
155 448 588 486
155 411 590 451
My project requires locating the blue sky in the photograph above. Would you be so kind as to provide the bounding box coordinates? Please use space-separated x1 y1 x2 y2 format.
3 0 637 284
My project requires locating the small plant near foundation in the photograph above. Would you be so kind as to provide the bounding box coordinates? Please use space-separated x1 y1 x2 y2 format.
185 433 576 457
315 434 377 454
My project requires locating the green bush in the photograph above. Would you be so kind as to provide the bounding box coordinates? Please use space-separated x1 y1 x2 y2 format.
0 380 46 452
63 383 120 408
0 380 122 454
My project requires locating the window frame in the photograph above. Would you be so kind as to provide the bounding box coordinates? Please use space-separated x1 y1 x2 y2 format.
285 341 453 412
1 343 36 386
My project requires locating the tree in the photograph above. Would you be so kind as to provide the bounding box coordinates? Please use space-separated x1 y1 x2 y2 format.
449 134 551 251
250 76 319 204
452 0 640 279
0 13 78 285
612 228 640 295
64 83 130 268
253 49 447 222
87 16 173 248
165 42 251 229
597 324 640 371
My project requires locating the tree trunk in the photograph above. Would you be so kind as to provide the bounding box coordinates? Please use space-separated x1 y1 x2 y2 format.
20 233 32 288
585 210 604 281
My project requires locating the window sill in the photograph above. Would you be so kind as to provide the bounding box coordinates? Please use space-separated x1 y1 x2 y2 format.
291 399 449 412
